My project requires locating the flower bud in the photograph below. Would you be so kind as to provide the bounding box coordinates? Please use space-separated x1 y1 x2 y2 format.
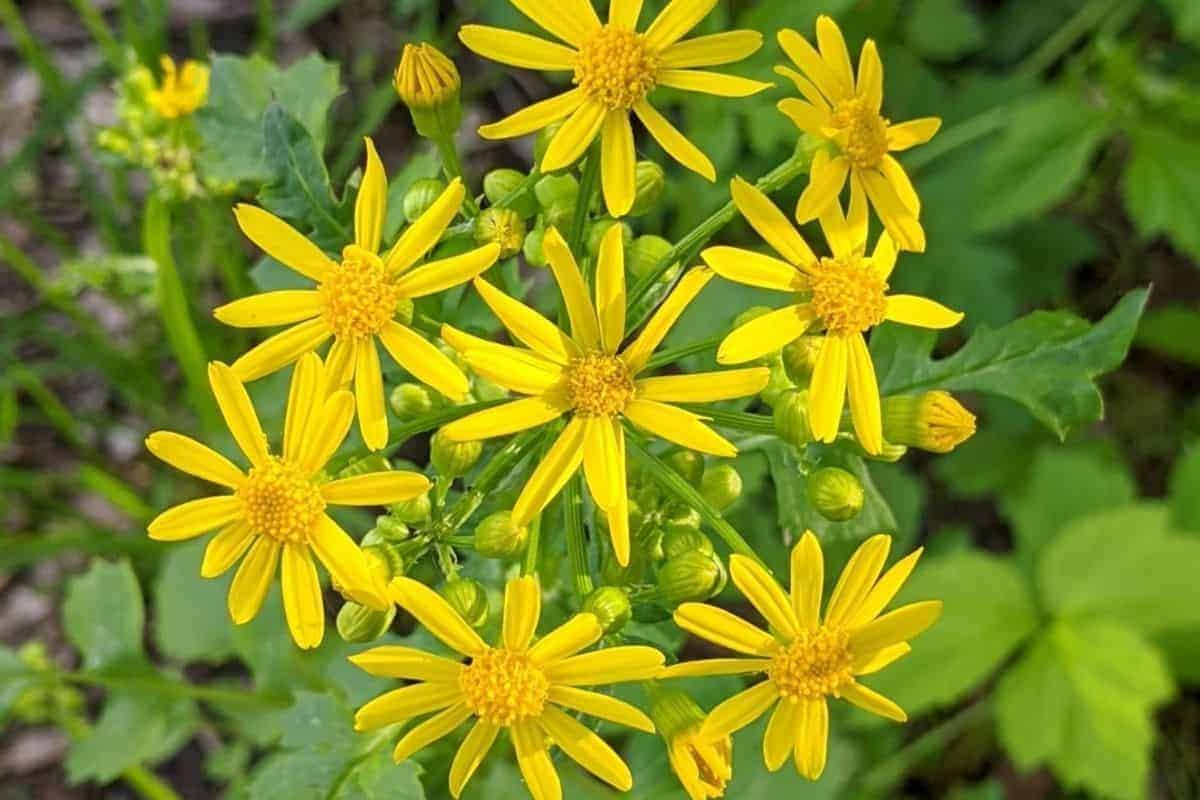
629 235 677 283
391 492 432 524
431 429 483 477
701 465 742 512
662 527 713 559
773 388 812 448
390 382 436 419
646 684 733 800
523 223 549 268
474 206 526 259
760 360 793 408
394 43 462 139
395 295 415 326
782 336 822 385
474 510 528 559
483 168 537 218
666 450 704 486
882 391 977 453
658 550 727 606
807 466 864 522
582 586 632 634
337 600 396 643
363 543 404 583
586 219 633 258
628 161 665 217
535 173 578 214
662 506 702 535
370 514 412 542
403 177 447 223
338 454 391 479
441 577 489 627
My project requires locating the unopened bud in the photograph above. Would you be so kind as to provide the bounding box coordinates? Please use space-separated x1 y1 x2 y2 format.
395 295 415 326
390 383 436 419
431 429 483 477
807 466 864 522
701 464 742 512
391 492 432 524
394 43 462 139
337 600 396 643
628 161 665 217
646 684 733 798
362 543 404 583
761 360 793 407
882 391 976 453
534 174 578 212
662 506 702 534
658 550 727 606
474 510 528 559
523 223 549 268
662 528 713 559
441 578 489 627
474 206 526 259
403 177 446 223
630 235 676 282
666 450 704 486
582 586 632 634
586 219 633 258
370 514 412 542
483 168 537 218
338 454 391 479
773 388 812 448
782 336 822 385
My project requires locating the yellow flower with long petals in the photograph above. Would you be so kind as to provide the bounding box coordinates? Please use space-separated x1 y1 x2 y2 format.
145 354 431 649
352 575 663 799
438 225 769 565
776 16 941 252
663 532 941 780
459 0 770 217
218 138 502 450
148 55 209 119
703 178 962 454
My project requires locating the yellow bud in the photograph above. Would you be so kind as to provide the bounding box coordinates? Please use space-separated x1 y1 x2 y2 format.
882 391 977 453
474 207 526 259
394 43 462 139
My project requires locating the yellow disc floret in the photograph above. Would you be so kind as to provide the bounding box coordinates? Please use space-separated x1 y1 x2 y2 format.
768 627 853 701
459 648 550 725
565 353 635 417
237 457 326 543
319 246 402 340
831 96 890 170
574 26 660 110
808 257 889 337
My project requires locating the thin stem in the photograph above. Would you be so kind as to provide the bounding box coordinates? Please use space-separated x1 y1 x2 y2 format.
439 428 542 533
695 408 776 436
522 514 543 576
328 399 506 473
436 135 480 215
571 148 602 257
494 169 541 211
644 335 721 371
563 475 593 603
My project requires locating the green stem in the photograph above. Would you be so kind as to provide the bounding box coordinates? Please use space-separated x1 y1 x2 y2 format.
435 135 479 215
522 514 543 576
1016 0 1125 77
494 169 541 211
644 335 721 371
563 475 593 603
439 429 542 533
328 399 506 473
571 147 602 257
695 408 776 436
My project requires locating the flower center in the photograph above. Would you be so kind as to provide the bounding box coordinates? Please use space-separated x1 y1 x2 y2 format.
565 353 635 417
459 648 549 725
574 25 660 109
831 96 889 169
768 627 853 701
237 457 325 543
808 257 888 337
319 246 402 340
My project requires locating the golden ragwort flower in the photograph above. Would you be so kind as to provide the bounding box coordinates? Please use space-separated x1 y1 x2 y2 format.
647 683 733 800
459 0 770 216
438 225 769 565
352 575 663 800
663 532 941 780
777 16 941 252
218 138 501 451
145 353 431 649
148 55 209 119
703 177 962 454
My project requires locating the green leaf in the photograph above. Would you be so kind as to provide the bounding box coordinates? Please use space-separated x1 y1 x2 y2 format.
332 749 425 800
153 540 236 664
867 551 1038 718
66 687 197 784
259 103 351 246
906 0 984 62
1168 443 1200 533
1159 0 1200 48
995 619 1174 800
973 89 1110 233
1038 503 1200 634
62 559 144 670
1136 305 1200 367
1123 123 1200 263
873 289 1148 440
0 645 35 721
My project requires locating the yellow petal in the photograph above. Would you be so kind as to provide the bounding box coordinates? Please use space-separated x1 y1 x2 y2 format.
529 614 604 664
582 417 621 512
850 548 924 627
673 602 777 656
297 390 355 475
818 182 867 260
635 367 769 403
796 151 849 222
851 642 910 675
200 522 255 578
609 0 642 26
644 0 719 50
777 97 832 138
320 471 431 505
824 534 890 627
793 697 828 779
880 154 921 215
620 267 714 371
393 703 473 762
538 706 633 791
478 89 586 140
790 531 823 631
605 435 631 566
596 224 627 355
548 685 654 732
856 39 883 112
449 721 500 798
774 64 832 111
660 658 771 678
503 574 542 651
885 295 964 330
393 243 502 298
349 646 465 681
458 25 577 69
213 290 323 328
310 514 389 609
282 352 324 463
541 228 602 349
660 30 762 68
840 680 907 722
777 28 842 104
700 680 777 739
472 277 576 363
624 399 737 457
716 304 815 365
378 321 471 401
324 337 357 392
764 697 800 771
730 554 799 641
631 99 715 181
208 361 270 465
385 178 465 273
389 575 488 656
227 537 280 624
849 600 943 657
281 543 324 649
233 204 335 282
459 343 565 396
148 495 241 541
846 334 883 456
542 101 606 173
600 110 636 218
145 431 244 488
441 396 565 442
512 418 587 525
354 341 388 451
870 228 898 280
355 137 387 253
543 645 664 685
815 15 853 98
353 682 463 731
230 318 332 383
807 336 847 443
860 169 925 253
887 117 941 151
512 719 562 800
509 0 600 47
729 176 817 267
656 69 772 97
702 246 805 292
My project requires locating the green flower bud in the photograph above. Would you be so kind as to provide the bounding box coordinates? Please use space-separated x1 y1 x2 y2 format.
662 527 713 559
586 219 633 258
662 505 702 534
337 600 396 643
628 160 665 217
534 120 565 166
403 177 447 223
370 514 412 542
390 383 436 419
394 43 463 140
483 168 537 218
471 376 509 402
882 391 977 453
338 454 391 479
395 295 415 326
474 510 528 559
666 450 704 486
534 173 578 219
807 466 864 522
773 388 812 448
629 235 676 282
441 577 489 627
391 492 432 524
782 335 820 384
474 206 526 260
523 223 549 268
431 430 483 477
363 543 404 583
582 586 632 634
760 360 793 408
658 550 727 606
701 464 742 512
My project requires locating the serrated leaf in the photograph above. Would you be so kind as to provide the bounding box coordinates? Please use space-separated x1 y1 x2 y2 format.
1123 123 1200 263
872 289 1148 440
153 540 236 664
66 688 197 784
62 559 144 670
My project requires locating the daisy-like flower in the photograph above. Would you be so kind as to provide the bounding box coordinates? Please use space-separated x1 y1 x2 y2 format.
663 532 941 779
777 16 941 252
352 575 663 800
144 353 431 649
703 178 962 454
437 225 769 565
217 138 502 451
148 55 209 119
459 0 770 217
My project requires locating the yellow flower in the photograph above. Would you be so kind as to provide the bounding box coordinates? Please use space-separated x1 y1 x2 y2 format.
776 16 941 252
459 0 770 217
703 178 962 454
438 225 769 565
352 575 663 799
662 532 941 780
148 55 209 119
882 391 976 453
394 42 461 111
647 683 733 800
144 353 431 649
217 138 502 451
